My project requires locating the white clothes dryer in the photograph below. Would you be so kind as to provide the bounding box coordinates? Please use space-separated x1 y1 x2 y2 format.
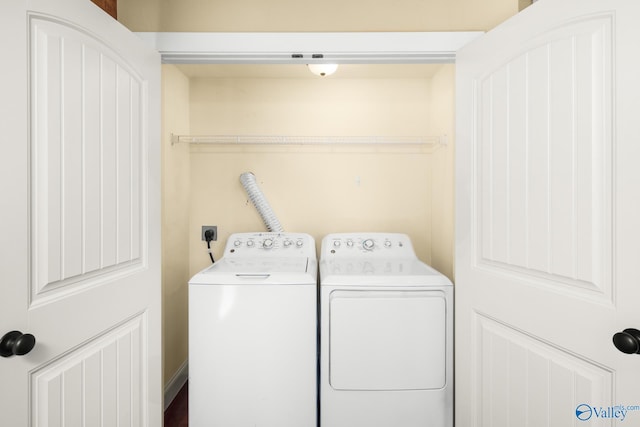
319 233 453 427
189 232 317 427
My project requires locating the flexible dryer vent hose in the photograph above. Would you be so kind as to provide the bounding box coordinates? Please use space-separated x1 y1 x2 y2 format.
239 172 284 232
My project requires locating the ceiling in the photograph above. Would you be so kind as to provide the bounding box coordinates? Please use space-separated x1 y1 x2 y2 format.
174 63 444 79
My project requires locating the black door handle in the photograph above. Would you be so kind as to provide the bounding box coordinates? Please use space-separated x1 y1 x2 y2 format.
612 328 640 354
0 331 36 357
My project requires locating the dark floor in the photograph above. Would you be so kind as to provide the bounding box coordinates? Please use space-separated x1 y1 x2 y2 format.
164 382 188 427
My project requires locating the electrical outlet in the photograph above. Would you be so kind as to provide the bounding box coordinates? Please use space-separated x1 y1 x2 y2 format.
201 225 218 241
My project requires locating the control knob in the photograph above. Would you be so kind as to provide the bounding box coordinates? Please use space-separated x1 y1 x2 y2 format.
362 239 375 251
263 238 274 249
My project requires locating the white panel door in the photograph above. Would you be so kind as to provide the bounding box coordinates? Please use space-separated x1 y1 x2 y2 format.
0 0 161 425
456 0 640 425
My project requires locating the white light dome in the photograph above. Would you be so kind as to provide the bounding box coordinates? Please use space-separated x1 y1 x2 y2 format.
307 64 339 77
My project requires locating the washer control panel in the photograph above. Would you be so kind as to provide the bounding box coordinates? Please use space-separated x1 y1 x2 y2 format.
224 232 315 258
322 233 416 259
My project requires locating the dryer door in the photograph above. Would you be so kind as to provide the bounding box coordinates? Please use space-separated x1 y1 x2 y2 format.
329 290 447 391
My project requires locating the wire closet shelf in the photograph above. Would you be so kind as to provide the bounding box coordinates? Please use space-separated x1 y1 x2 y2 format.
170 134 448 147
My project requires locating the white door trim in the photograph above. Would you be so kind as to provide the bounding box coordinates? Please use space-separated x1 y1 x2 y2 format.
134 31 482 64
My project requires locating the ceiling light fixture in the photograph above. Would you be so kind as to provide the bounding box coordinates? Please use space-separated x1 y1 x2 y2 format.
307 63 339 77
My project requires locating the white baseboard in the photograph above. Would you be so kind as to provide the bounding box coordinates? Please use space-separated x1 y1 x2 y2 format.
164 359 188 411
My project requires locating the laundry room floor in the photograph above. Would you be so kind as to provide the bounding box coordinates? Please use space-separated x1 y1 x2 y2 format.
165 382 188 426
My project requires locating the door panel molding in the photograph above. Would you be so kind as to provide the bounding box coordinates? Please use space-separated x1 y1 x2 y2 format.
29 15 148 305
472 14 613 302
30 313 147 426
473 312 613 426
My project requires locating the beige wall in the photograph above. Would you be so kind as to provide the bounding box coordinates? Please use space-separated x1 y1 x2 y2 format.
189 75 431 136
161 65 190 385
428 64 456 280
519 0 534 11
187 74 436 274
189 145 434 273
119 0 516 32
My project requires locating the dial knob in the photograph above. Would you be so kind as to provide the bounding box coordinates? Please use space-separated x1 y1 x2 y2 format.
362 239 375 251
346 239 354 247
284 239 292 247
296 240 304 247
0 331 36 357
333 240 341 247
384 240 392 248
246 240 255 247
234 240 242 247
263 238 274 249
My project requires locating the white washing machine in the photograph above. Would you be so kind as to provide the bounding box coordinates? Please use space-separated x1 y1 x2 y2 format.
319 233 453 427
189 232 318 427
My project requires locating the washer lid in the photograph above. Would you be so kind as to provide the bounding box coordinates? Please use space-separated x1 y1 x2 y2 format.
189 256 317 285
320 258 452 287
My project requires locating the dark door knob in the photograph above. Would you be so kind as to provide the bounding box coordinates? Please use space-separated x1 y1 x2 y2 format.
0 331 36 357
612 328 640 354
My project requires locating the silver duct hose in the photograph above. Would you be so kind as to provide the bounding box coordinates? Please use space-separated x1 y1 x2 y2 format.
239 172 284 232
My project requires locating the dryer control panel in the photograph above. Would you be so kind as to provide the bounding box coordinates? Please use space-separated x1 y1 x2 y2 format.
321 233 416 259
224 232 316 258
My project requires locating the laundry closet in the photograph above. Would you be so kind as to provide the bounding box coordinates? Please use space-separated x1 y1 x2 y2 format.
162 60 456 381
116 0 520 402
